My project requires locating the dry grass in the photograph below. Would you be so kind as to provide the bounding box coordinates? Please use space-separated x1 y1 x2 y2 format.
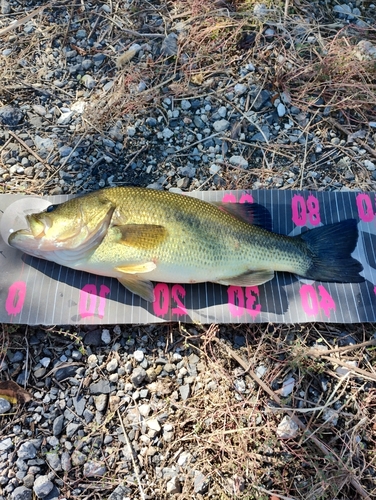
154 323 376 499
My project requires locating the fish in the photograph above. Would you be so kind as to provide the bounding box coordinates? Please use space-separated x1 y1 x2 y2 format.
8 187 364 302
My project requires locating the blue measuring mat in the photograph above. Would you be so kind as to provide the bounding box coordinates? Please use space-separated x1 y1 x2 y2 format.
1 189 375 325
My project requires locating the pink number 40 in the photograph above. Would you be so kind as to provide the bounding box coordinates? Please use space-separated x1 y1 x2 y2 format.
299 284 336 318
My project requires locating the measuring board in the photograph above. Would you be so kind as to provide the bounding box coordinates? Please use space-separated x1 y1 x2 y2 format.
1 189 376 325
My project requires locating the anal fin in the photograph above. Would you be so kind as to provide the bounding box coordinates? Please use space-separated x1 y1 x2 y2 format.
216 269 274 287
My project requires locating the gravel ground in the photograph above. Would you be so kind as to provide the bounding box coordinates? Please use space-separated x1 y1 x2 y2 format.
1 1 376 499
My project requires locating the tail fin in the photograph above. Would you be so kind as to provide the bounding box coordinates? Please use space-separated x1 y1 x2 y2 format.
297 219 364 283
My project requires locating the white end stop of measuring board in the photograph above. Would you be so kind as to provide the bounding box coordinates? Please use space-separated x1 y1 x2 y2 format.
0 198 52 247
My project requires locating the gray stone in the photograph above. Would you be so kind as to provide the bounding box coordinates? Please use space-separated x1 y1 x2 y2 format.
32 105 46 116
333 4 352 15
234 83 247 95
93 53 107 65
108 485 132 500
106 358 118 372
213 119 230 132
146 418 161 432
11 486 32 500
109 125 124 141
251 89 271 111
161 33 178 56
177 166 196 177
24 167 34 177
126 126 136 137
179 384 190 400
209 164 221 175
94 394 108 412
61 451 71 472
83 409 94 423
229 155 248 168
71 450 87 466
131 366 147 387
0 437 13 451
101 329 111 344
1 0 11 14
73 395 86 416
280 377 295 397
33 476 53 498
83 461 107 477
0 105 23 127
82 74 96 89
164 363 175 373
76 29 87 39
34 367 46 379
59 146 72 157
277 102 286 117
22 474 34 489
103 138 115 148
52 415 64 436
66 422 81 438
166 476 181 494
43 485 59 500
146 117 157 127
82 59 93 70
181 99 191 110
34 135 54 152
162 127 174 139
364 160 375 171
138 404 151 417
89 379 111 394
17 442 37 460
276 415 299 439
0 398 11 414
45 453 61 471
194 471 209 494
131 350 144 364
57 111 73 125
193 116 205 128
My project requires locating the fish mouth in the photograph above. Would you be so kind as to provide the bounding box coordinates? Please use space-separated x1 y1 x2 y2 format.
8 214 52 246
27 214 52 238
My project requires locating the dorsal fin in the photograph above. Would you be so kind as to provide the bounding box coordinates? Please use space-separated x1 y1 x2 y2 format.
213 202 272 231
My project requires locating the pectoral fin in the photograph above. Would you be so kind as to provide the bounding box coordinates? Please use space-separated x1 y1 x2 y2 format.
114 224 168 249
216 269 274 287
117 275 155 302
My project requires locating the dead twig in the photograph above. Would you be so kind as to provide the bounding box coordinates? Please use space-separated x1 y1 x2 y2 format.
117 408 146 500
0 4 48 36
8 131 52 172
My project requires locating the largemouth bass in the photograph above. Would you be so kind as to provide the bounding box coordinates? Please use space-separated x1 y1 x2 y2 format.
8 187 364 302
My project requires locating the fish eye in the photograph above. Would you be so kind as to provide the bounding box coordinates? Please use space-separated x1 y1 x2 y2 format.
46 204 58 213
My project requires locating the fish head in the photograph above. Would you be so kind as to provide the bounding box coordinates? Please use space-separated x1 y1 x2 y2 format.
8 195 115 260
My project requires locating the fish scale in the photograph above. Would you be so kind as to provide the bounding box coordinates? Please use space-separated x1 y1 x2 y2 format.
9 187 364 302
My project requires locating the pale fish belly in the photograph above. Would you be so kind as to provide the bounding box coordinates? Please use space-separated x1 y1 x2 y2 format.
76 255 252 284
